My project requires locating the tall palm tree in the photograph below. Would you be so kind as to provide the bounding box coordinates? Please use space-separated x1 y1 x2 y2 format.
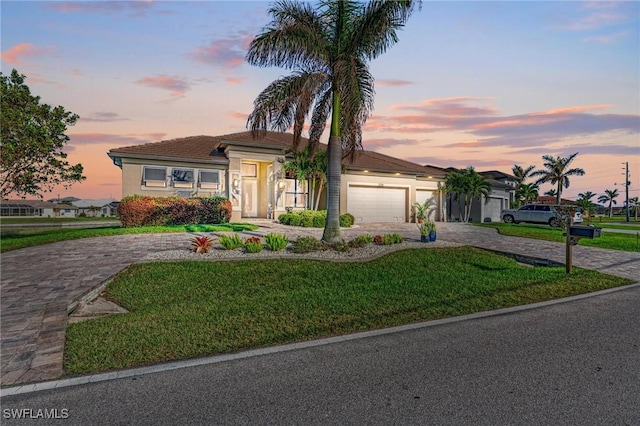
530 153 585 204
597 188 619 218
512 164 535 185
246 0 420 243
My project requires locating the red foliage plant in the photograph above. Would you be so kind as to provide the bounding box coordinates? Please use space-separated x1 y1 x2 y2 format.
191 236 214 254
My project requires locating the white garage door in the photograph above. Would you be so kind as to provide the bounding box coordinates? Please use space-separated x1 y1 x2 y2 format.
483 197 503 222
347 186 407 223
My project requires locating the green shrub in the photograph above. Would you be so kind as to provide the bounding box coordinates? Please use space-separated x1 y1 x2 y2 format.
292 236 326 253
264 233 289 251
382 233 403 245
329 239 351 252
218 233 243 250
244 237 263 253
278 210 353 228
340 213 355 227
118 195 232 227
348 234 373 248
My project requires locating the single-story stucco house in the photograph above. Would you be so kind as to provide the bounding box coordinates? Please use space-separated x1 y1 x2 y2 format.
107 131 448 224
0 200 78 218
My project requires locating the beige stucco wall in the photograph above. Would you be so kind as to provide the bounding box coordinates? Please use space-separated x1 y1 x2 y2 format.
120 158 227 198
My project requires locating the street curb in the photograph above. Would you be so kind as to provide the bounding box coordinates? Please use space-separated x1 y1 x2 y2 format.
2 281 639 398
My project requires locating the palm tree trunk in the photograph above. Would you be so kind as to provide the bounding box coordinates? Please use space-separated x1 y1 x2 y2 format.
556 182 562 204
323 134 342 242
322 92 342 243
608 201 612 218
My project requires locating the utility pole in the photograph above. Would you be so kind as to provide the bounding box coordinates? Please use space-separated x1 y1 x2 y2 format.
624 162 630 223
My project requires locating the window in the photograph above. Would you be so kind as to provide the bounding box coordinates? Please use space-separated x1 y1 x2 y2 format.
534 205 551 211
519 205 534 211
171 168 194 188
284 178 307 208
199 170 220 189
143 167 167 187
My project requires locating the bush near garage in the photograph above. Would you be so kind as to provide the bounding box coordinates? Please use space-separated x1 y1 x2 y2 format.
119 195 232 227
278 210 354 228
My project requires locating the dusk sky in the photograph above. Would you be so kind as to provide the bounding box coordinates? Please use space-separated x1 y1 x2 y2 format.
2 0 639 201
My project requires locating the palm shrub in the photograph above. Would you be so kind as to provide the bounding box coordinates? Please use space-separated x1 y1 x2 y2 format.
264 233 288 251
190 236 214 254
382 233 403 245
218 233 243 250
348 234 373 248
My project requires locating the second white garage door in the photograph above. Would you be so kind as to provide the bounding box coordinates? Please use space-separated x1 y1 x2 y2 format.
347 186 407 223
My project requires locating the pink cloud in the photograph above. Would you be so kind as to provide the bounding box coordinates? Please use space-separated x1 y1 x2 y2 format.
362 138 422 149
190 36 249 68
389 97 497 116
226 76 248 85
45 1 175 18
377 79 414 88
226 111 249 121
69 132 166 146
0 43 54 65
80 112 129 123
135 75 191 98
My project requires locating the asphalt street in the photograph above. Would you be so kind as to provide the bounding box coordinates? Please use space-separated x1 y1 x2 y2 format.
2 285 639 425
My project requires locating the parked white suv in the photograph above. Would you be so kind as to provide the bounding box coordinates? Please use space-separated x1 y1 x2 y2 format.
501 204 582 227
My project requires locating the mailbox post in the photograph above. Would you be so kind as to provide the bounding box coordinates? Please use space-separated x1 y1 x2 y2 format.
565 221 602 273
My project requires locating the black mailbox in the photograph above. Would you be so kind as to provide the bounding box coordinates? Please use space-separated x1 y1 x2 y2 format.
569 226 601 238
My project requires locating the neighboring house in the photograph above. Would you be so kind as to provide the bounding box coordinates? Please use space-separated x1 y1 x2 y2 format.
73 198 118 217
0 200 78 218
107 131 446 223
436 167 516 223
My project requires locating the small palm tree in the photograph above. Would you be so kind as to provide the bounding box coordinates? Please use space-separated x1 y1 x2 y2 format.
445 167 491 222
531 153 585 204
512 164 535 185
544 188 557 197
246 0 420 242
577 191 596 223
516 182 539 204
597 188 619 218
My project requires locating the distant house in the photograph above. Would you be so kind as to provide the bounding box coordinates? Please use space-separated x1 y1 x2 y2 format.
47 196 81 204
0 200 78 218
72 198 118 217
436 167 516 223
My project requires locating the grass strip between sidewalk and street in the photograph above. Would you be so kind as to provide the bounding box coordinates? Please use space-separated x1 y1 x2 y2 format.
477 223 640 252
0 223 259 253
64 247 632 376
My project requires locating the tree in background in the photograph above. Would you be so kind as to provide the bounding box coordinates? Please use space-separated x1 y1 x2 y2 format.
515 182 539 205
246 0 420 242
511 164 536 207
530 153 585 204
544 188 557 198
445 167 491 223
1 69 85 198
598 188 619 218
576 191 596 224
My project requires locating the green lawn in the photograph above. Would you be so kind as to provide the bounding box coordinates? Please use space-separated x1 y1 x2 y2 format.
64 247 632 375
478 223 639 252
0 216 119 224
0 223 258 253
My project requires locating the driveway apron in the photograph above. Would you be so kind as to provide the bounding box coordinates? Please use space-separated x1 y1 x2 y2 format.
1 223 638 386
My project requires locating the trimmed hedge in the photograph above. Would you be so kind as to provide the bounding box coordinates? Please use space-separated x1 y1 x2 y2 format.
118 195 232 227
278 210 354 228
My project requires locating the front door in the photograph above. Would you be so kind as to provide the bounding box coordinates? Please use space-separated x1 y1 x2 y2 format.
242 178 258 217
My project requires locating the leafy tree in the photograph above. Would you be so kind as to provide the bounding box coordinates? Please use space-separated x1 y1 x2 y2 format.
530 153 585 204
445 167 491 222
1 69 85 198
246 0 420 242
598 188 619 218
515 182 539 204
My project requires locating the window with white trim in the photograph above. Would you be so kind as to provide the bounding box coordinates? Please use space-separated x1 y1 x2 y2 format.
143 166 167 187
171 168 194 188
199 170 220 189
284 178 307 208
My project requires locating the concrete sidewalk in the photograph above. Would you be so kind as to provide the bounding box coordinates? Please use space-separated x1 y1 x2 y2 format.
1 222 638 386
